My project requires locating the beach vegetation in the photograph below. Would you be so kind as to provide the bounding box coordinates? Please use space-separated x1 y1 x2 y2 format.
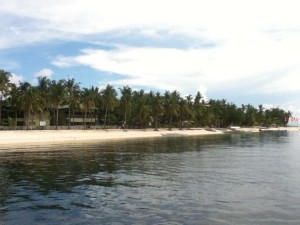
0 70 11 126
64 78 81 129
101 84 118 128
48 80 66 129
0 69 292 130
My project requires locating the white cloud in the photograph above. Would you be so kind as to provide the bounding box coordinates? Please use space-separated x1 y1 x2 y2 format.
10 73 24 85
1 0 300 115
53 47 210 94
262 104 275 110
52 56 76 68
34 68 53 78
1 0 300 48
281 101 300 118
52 40 300 96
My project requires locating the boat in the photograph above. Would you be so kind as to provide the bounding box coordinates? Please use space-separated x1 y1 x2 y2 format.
259 128 288 135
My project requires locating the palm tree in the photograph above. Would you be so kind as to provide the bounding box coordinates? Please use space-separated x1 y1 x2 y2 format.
194 91 204 127
178 98 191 129
37 76 51 93
0 70 11 125
90 86 100 126
7 83 20 126
48 80 66 129
132 89 152 129
138 99 151 129
150 92 164 131
80 87 98 129
101 84 118 128
36 76 51 122
119 86 132 129
64 78 81 129
185 94 194 128
256 104 264 126
164 90 180 130
18 83 41 130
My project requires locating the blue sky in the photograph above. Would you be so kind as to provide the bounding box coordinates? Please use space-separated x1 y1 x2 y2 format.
1 0 300 117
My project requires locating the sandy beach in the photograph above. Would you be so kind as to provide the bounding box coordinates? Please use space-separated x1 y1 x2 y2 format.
0 127 298 148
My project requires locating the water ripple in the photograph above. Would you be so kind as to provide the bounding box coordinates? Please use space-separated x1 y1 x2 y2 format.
1 133 300 224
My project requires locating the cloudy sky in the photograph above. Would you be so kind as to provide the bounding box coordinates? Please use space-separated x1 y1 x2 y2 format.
1 0 300 117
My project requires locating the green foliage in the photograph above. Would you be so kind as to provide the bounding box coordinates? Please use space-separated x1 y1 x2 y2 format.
101 84 118 127
0 68 293 129
0 70 12 125
8 117 17 127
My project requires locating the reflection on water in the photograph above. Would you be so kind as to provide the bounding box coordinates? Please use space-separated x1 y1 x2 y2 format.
1 133 300 224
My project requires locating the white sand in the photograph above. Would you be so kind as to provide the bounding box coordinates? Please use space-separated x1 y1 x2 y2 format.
0 128 222 146
0 127 297 147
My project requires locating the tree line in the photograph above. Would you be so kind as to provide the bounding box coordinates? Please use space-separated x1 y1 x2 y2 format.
0 69 291 130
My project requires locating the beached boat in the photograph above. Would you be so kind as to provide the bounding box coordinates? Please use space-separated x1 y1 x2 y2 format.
205 127 217 132
259 128 288 135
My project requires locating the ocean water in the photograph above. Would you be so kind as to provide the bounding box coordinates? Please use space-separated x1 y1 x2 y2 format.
1 132 300 225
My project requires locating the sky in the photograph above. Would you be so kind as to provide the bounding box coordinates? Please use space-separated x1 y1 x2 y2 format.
0 0 300 117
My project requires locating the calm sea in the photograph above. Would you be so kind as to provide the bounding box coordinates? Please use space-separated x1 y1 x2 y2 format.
1 132 300 225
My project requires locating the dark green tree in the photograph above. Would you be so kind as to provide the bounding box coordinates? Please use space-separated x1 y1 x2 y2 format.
101 84 118 128
119 86 132 129
0 70 11 125
64 78 81 129
7 83 21 126
48 80 66 129
18 83 41 130
36 76 51 122
80 87 98 129
164 90 180 130
150 92 164 131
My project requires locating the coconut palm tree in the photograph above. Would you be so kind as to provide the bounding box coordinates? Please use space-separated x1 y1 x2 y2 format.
48 80 66 129
90 86 100 126
178 98 191 129
138 99 152 129
80 87 98 129
18 83 41 130
194 91 204 127
37 76 51 93
185 94 194 128
132 89 152 129
7 83 20 126
119 86 132 129
150 91 164 131
36 76 51 122
64 78 81 129
0 70 11 125
164 90 180 130
101 84 118 128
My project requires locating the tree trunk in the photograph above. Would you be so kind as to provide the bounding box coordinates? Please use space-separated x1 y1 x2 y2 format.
68 105 71 129
123 108 127 130
14 110 17 127
72 108 75 125
154 113 159 131
90 111 93 125
168 114 172 131
104 107 108 128
56 106 59 130
26 109 30 130
0 96 2 126
84 110 87 130
179 117 183 130
93 111 96 127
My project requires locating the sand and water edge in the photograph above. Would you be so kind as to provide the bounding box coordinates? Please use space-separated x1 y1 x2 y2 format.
0 127 298 151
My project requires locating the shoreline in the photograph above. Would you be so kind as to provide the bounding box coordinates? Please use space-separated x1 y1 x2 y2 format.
0 127 298 149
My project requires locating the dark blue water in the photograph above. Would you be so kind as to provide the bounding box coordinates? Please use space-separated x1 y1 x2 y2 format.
1 132 300 225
